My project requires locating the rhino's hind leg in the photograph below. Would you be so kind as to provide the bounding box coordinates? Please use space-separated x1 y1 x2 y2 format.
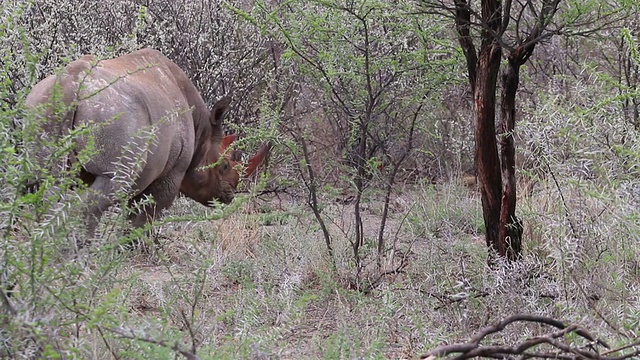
127 174 182 231
83 175 116 247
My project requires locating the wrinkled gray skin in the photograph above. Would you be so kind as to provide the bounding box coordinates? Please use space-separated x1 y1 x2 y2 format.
25 49 240 243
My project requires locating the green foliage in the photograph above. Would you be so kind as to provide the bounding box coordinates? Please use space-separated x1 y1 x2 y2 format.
240 0 467 282
0 2 269 357
621 28 640 65
221 260 255 286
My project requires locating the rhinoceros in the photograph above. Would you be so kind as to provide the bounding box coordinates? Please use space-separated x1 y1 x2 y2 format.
25 48 268 240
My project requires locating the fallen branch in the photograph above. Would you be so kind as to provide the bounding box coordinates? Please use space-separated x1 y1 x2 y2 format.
103 326 199 360
419 287 490 311
421 314 640 360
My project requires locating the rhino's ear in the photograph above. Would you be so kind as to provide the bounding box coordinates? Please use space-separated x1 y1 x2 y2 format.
210 96 232 126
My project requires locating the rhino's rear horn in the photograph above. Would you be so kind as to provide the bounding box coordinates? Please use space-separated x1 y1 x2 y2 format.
245 143 271 176
220 134 237 153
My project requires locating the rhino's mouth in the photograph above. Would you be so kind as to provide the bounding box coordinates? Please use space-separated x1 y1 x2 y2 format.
217 181 236 204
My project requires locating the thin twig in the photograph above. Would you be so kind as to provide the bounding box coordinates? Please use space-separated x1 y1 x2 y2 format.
545 160 577 236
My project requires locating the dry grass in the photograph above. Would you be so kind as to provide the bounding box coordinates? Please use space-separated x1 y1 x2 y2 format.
66 176 635 359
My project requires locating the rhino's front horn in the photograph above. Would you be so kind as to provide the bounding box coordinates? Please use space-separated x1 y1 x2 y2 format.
245 143 271 176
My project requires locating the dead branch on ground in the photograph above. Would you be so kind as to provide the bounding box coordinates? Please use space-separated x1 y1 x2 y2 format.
102 326 199 360
421 314 640 360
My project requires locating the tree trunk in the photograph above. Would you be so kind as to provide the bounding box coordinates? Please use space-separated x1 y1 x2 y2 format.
475 41 503 256
498 60 523 260
473 0 504 258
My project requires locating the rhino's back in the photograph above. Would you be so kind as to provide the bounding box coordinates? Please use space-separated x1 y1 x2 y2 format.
74 49 199 193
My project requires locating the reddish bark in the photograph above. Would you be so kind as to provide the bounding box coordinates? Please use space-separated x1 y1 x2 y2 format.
498 60 523 260
497 42 539 259
472 0 507 257
475 42 503 254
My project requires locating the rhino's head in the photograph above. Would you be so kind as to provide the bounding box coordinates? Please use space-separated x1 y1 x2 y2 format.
180 97 270 206
211 133 270 204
